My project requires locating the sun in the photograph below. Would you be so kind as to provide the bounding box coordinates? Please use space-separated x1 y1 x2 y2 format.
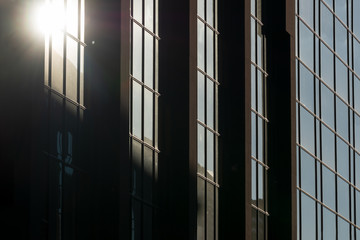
34 1 65 34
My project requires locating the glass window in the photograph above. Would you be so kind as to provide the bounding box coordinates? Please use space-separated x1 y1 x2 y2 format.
320 2 333 49
321 83 334 129
198 20 205 71
337 138 349 180
335 19 347 62
198 72 205 122
320 43 334 88
299 0 314 27
300 21 314 70
335 0 347 23
301 193 316 240
206 27 214 78
198 125 205 175
336 97 348 140
300 149 315 196
323 207 336 240
132 23 143 81
299 63 314 112
323 165 336 209
322 125 335 169
300 106 315 154
337 177 349 219
335 59 348 102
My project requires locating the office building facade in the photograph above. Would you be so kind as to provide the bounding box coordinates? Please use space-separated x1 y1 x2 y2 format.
2 0 360 239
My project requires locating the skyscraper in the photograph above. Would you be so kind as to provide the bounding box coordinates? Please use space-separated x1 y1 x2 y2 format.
2 0 360 239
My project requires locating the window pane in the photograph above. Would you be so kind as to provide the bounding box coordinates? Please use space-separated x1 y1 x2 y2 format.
335 19 347 62
198 21 205 70
300 149 315 196
145 0 154 31
335 59 348 102
252 160 257 203
197 178 205 240
321 84 334 129
132 23 143 81
144 33 154 88
52 31 64 94
300 106 315 154
206 184 215 240
322 125 335 168
207 79 214 128
198 125 205 175
66 0 78 37
198 0 205 18
299 63 314 112
323 165 335 209
300 21 314 70
321 2 333 48
321 43 334 88
198 72 205 122
299 0 314 27
336 97 348 140
132 81 142 138
132 140 142 197
301 193 316 240
66 38 78 102
133 0 142 22
335 0 347 23
206 0 214 26
144 89 153 143
206 27 214 78
207 131 214 180
337 137 349 180
337 177 349 219
323 207 336 240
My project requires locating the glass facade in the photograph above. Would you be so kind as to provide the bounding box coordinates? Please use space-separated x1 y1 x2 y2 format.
43 0 86 238
197 0 219 239
296 0 360 238
130 0 159 238
250 0 268 239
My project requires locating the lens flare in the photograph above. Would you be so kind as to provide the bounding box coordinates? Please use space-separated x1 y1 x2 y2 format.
35 1 65 34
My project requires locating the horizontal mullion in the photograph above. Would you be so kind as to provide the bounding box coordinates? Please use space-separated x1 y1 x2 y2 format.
298 187 360 230
65 32 87 47
251 204 270 216
44 85 86 110
131 194 159 209
297 143 360 194
296 57 360 119
197 173 220 188
131 17 160 40
251 61 268 77
197 120 220 136
197 16 219 35
43 151 86 173
131 75 161 96
251 108 269 123
296 100 359 156
129 133 160 153
197 68 220 85
250 14 263 26
251 156 269 170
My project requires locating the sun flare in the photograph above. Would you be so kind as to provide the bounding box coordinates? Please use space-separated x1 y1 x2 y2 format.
35 2 65 34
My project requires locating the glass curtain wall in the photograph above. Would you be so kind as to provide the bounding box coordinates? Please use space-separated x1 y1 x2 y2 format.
130 0 159 239
43 0 86 238
250 0 269 239
296 0 360 239
197 0 219 239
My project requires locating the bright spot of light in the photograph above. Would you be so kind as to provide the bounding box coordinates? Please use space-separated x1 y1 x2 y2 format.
34 2 65 34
